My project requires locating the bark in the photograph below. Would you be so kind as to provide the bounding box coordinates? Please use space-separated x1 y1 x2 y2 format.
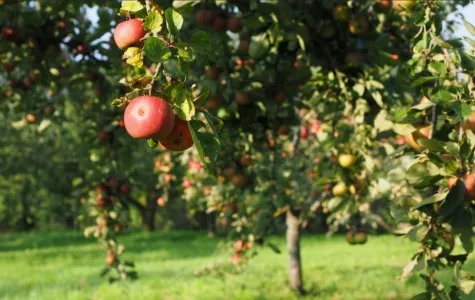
286 210 303 294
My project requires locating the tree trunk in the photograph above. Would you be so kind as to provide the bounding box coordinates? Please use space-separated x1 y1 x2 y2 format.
207 211 216 238
20 179 34 231
140 208 156 231
286 210 303 294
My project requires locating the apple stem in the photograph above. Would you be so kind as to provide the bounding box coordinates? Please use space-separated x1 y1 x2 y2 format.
148 63 162 95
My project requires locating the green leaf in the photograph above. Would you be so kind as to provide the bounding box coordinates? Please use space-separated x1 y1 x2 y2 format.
461 103 472 119
417 139 445 152
189 31 211 54
165 8 183 35
173 91 195 121
428 62 446 75
123 47 143 68
189 120 220 174
410 76 438 87
144 10 163 33
463 37 475 48
147 138 158 148
432 36 453 49
438 180 465 218
249 33 269 59
176 43 193 61
371 91 383 107
460 231 474 253
460 50 475 71
462 19 475 36
144 37 171 62
119 0 144 14
411 190 449 211
431 89 454 105
408 224 430 242
193 89 210 106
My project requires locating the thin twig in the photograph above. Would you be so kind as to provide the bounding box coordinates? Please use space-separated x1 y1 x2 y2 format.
148 63 162 95
145 0 151 13
429 105 437 139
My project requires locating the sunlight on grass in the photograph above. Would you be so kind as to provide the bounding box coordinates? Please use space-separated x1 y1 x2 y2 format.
0 231 473 300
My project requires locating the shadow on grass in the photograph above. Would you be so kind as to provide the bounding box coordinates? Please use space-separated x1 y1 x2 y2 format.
0 230 92 252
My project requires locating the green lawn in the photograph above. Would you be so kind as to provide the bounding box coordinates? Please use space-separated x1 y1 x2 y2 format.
0 231 473 300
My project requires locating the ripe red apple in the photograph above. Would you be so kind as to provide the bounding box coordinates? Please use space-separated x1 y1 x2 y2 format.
196 9 213 25
114 19 146 49
374 0 392 13
57 20 68 30
96 196 112 208
205 67 219 80
461 112 475 133
235 92 251 105
275 90 286 104
3 62 14 73
163 173 172 183
124 96 175 139
448 174 475 202
349 16 370 35
25 113 37 124
300 127 308 140
224 166 235 177
105 251 117 265
2 26 16 41
230 253 243 265
4 90 12 97
205 97 219 110
118 119 125 128
157 197 166 207
227 16 242 33
76 44 91 54
234 240 244 252
240 154 252 167
159 118 194 151
212 16 226 32
118 184 130 195
238 40 250 54
232 174 248 187
333 5 350 22
98 131 111 143
183 179 192 189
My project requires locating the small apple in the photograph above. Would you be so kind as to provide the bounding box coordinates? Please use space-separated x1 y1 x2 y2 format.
224 166 235 177
164 173 172 183
346 231 356 245
232 174 248 187
238 40 250 54
96 196 112 208
159 118 194 151
461 112 475 133
300 127 308 140
240 154 252 167
338 154 357 168
105 251 117 265
354 232 367 244
394 0 416 11
76 44 91 55
235 92 251 105
157 197 166 207
124 96 175 139
2 26 16 41
25 113 37 124
205 67 219 80
332 182 348 196
114 19 146 49
183 179 192 189
106 177 117 189
3 62 14 73
98 131 111 143
212 16 226 32
448 174 475 202
404 124 431 151
196 9 213 25
234 240 244 252
118 119 125 128
227 16 242 33
332 5 350 22
278 125 290 136
57 20 68 30
349 16 370 35
374 0 392 13
205 97 219 110
118 184 130 195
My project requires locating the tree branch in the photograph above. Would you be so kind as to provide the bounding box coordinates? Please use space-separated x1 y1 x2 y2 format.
148 63 162 95
145 0 151 13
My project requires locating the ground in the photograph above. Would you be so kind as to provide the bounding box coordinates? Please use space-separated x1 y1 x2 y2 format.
0 231 473 300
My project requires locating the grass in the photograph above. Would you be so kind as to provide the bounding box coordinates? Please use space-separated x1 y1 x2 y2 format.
0 231 473 300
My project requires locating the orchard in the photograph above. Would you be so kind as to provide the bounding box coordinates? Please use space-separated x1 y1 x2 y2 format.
0 0 474 299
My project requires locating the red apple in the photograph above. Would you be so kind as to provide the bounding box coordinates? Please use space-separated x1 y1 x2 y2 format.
57 20 68 30
183 179 192 189
227 16 242 32
124 96 175 139
98 131 111 143
224 166 235 177
234 240 244 252
212 16 226 32
157 197 166 207
2 26 16 41
114 19 146 49
3 62 14 73
238 40 250 54
96 196 111 208
163 173 172 183
25 113 37 124
159 118 194 151
279 125 290 136
232 174 248 187
235 92 251 105
118 184 130 195
349 16 370 35
196 9 213 25
448 174 475 202
240 154 252 167
300 127 308 140
106 177 117 189
118 119 125 128
205 67 219 80
205 97 219 110
374 0 392 13
76 44 91 54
